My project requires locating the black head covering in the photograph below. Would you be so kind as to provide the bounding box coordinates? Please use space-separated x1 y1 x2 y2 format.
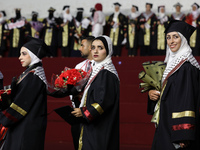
23 36 51 59
132 5 138 11
0 11 6 17
93 36 109 55
63 5 70 10
164 20 196 42
192 3 200 9
114 2 121 7
146 3 153 8
158 5 165 12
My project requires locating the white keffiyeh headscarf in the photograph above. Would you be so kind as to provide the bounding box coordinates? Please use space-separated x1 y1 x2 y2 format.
79 35 119 107
162 32 200 84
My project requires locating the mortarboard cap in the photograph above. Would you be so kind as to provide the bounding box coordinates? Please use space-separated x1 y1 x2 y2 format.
113 2 121 7
132 5 139 11
158 5 165 12
54 105 85 125
90 7 95 12
31 11 38 16
48 7 56 12
173 2 183 7
77 8 84 12
15 8 21 12
23 36 51 59
192 3 200 9
164 20 196 43
0 11 6 17
63 5 70 10
146 3 153 8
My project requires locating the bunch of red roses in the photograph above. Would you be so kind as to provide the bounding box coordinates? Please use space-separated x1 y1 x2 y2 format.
54 68 88 88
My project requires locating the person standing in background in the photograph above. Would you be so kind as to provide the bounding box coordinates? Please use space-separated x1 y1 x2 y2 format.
170 2 186 21
58 5 74 57
186 3 200 56
138 3 157 56
126 5 140 57
107 2 127 57
26 11 43 39
91 3 105 37
41 7 59 57
6 8 26 57
0 11 7 58
152 5 169 55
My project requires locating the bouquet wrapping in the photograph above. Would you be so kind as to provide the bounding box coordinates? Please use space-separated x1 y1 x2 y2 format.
50 67 91 92
138 61 166 93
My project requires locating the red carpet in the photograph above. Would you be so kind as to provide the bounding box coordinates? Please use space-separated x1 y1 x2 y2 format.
1 55 200 150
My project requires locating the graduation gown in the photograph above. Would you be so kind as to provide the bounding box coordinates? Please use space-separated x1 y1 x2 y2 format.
189 14 200 56
0 21 7 56
126 15 139 56
148 62 200 150
41 18 59 57
7 18 26 57
0 63 47 150
79 69 120 150
107 13 127 56
138 12 157 56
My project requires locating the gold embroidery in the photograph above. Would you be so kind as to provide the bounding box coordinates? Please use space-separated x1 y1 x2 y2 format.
128 24 135 48
190 30 197 48
157 24 165 50
10 103 27 116
78 126 84 150
144 19 151 46
31 27 37 37
172 111 195 119
13 28 20 48
44 24 52 46
62 24 69 47
91 103 104 115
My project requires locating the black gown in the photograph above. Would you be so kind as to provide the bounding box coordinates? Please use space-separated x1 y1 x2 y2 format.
0 63 47 150
148 62 200 150
79 69 120 150
107 13 127 56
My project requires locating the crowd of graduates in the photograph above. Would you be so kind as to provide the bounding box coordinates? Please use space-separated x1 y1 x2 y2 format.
0 2 200 58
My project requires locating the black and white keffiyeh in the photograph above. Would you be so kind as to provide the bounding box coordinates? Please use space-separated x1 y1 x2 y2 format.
79 35 119 107
162 32 200 84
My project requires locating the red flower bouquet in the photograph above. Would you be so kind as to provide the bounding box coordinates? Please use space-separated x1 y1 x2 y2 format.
50 67 91 92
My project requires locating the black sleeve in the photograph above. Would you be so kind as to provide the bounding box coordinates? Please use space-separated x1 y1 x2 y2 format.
0 72 45 127
81 70 119 123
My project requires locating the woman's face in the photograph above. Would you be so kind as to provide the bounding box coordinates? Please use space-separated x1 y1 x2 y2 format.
91 40 107 62
166 32 182 52
19 47 31 67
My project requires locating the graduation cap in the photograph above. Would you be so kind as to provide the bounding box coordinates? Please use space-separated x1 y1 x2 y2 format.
192 3 200 9
15 8 21 12
77 8 84 12
146 3 153 8
23 36 51 59
63 5 70 10
132 5 139 11
31 11 38 16
0 11 6 17
158 5 165 12
164 20 196 43
113 2 121 7
90 7 95 12
173 2 183 7
48 7 56 12
54 105 85 125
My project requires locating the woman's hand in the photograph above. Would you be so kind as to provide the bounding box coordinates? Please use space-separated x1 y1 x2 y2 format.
71 108 83 117
148 90 160 101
